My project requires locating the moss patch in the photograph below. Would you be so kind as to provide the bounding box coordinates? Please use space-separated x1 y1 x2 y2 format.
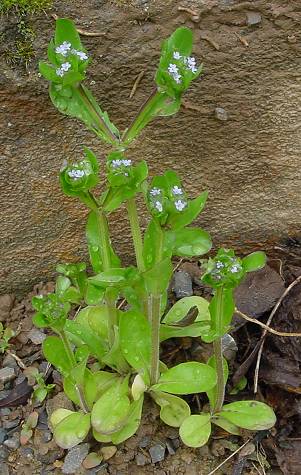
1 0 52 66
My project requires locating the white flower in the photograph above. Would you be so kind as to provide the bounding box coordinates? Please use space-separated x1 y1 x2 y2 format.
122 159 132 167
61 62 71 72
230 264 241 274
68 169 85 179
174 200 187 211
155 201 163 213
168 63 182 84
173 51 181 60
185 56 197 73
71 49 88 60
149 187 161 196
56 68 64 77
55 41 71 56
172 185 183 195
215 261 224 269
111 159 132 168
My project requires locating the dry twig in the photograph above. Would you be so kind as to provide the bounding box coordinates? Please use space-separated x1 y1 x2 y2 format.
129 71 145 98
207 439 252 475
235 309 301 337
254 275 301 393
234 32 249 47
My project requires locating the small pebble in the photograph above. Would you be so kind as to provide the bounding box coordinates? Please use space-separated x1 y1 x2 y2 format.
62 443 90 474
149 443 166 464
0 428 8 444
215 107 228 121
135 453 149 466
100 446 117 461
0 367 15 384
138 435 151 448
0 446 9 460
246 11 262 25
172 271 193 298
2 354 18 369
166 438 176 455
28 328 46 345
4 436 20 450
0 462 9 475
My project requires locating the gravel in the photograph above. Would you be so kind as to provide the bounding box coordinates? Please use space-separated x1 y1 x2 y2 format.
149 443 166 464
0 367 15 384
172 271 193 298
62 443 90 474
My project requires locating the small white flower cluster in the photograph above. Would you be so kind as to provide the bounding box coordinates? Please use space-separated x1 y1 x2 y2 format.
215 261 224 269
174 199 187 211
230 264 242 274
55 42 88 77
149 187 161 196
111 159 132 168
171 185 183 195
67 168 86 179
56 62 71 77
154 201 163 213
167 51 198 85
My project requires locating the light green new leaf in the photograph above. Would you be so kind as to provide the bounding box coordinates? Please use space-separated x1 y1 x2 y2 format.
49 408 74 430
54 19 82 50
220 400 276 431
54 411 91 449
162 296 209 324
151 362 217 395
160 321 211 341
91 383 130 434
168 191 208 230
42 336 73 377
144 257 173 296
152 391 190 427
65 318 107 361
211 415 240 435
111 396 144 444
180 414 211 448
167 228 212 257
119 310 151 376
242 251 266 273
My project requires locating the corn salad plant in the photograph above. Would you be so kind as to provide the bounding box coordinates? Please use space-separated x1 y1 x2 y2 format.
34 19 276 449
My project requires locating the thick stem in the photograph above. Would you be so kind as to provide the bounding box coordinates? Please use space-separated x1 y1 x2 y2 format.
127 198 145 273
59 330 90 413
150 295 162 385
213 287 225 413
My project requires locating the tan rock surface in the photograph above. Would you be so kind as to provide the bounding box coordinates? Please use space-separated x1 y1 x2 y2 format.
1 0 300 294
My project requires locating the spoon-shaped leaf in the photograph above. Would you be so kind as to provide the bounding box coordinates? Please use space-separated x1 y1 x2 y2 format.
219 400 276 430
152 391 190 427
54 411 91 449
180 413 211 447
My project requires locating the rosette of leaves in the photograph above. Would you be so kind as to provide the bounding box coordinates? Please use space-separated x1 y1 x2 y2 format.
32 293 70 331
39 18 119 144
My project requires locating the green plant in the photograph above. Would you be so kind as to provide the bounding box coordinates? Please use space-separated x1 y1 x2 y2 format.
34 18 276 450
20 411 39 445
0 323 15 354
24 366 55 403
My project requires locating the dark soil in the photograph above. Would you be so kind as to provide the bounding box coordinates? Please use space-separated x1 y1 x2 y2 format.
1 247 301 474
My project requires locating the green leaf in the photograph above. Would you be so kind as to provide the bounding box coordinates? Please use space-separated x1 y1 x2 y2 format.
54 411 91 449
84 282 104 305
55 275 71 296
143 219 171 270
152 391 190 427
32 312 49 328
151 362 217 395
119 310 151 377
209 288 234 337
242 251 266 273
179 414 211 448
166 27 193 56
229 376 248 395
39 61 60 82
75 305 109 342
54 18 82 50
64 319 107 361
160 321 211 341
168 192 208 230
162 296 209 324
42 336 73 377
144 258 172 296
49 408 74 430
206 356 229 409
167 227 212 257
211 415 240 435
220 401 276 431
91 383 130 434
111 396 144 444
92 429 112 443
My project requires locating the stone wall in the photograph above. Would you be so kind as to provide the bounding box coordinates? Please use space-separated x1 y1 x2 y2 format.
1 0 300 294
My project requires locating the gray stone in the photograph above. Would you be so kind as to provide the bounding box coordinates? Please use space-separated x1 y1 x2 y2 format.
149 443 166 464
0 446 9 460
2 418 20 430
3 436 20 450
135 453 149 466
138 435 151 448
221 333 238 360
166 438 176 455
0 462 9 475
172 271 193 299
215 107 228 121
62 443 90 474
2 354 18 368
246 11 262 25
0 367 15 384
0 428 8 444
28 328 46 345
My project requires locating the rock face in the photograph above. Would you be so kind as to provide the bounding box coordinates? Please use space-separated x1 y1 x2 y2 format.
0 1 300 294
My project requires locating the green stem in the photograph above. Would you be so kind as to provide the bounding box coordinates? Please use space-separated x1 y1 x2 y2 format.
149 294 162 385
149 226 164 385
122 89 167 144
127 198 145 273
213 287 225 413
